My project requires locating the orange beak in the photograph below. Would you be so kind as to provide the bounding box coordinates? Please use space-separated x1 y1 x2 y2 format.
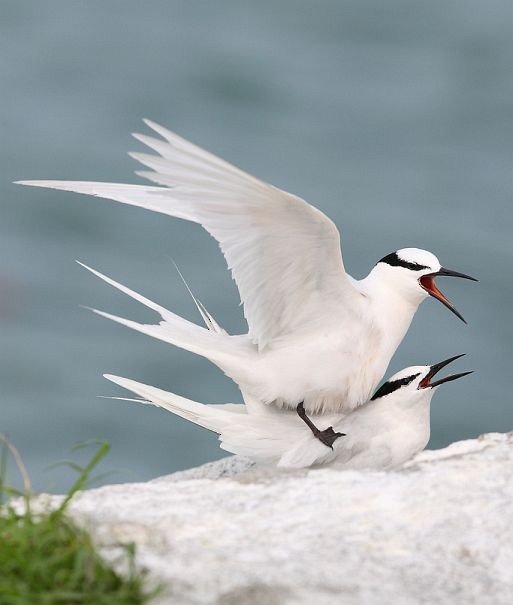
419 268 477 324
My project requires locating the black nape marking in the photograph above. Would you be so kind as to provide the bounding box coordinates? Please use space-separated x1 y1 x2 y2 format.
378 252 429 272
371 373 421 400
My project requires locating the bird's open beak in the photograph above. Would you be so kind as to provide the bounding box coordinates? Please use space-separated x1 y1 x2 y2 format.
419 268 478 324
419 353 473 389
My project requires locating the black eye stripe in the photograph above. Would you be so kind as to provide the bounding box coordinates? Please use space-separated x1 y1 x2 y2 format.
371 372 421 400
378 252 429 272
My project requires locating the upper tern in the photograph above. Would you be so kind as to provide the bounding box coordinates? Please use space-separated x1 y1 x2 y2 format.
104 354 472 470
17 121 477 445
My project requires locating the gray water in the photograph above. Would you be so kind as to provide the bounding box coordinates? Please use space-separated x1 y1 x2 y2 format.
1 1 512 492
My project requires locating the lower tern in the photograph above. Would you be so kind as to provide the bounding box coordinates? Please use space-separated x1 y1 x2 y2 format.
17 120 477 446
105 354 472 470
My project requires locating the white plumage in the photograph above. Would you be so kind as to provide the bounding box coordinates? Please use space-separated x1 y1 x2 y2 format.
18 120 476 415
104 358 470 470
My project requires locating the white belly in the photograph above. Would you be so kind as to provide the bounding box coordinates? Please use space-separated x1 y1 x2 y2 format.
237 324 387 414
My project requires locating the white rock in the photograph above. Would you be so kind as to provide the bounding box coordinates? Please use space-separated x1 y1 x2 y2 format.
50 433 513 604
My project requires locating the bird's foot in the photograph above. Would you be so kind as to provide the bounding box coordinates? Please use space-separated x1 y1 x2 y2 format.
312 426 345 450
296 401 345 450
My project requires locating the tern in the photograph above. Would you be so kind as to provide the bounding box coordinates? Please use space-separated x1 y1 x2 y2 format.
104 354 472 470
17 120 477 447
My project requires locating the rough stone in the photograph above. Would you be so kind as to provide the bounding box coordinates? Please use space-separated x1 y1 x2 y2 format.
44 433 513 604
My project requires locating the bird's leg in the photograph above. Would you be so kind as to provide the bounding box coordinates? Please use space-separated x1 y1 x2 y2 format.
296 402 345 449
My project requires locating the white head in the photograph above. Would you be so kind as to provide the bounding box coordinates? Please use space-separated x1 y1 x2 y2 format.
371 248 477 323
370 354 472 408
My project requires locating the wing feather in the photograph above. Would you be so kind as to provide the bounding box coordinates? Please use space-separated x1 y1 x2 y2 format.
18 121 361 347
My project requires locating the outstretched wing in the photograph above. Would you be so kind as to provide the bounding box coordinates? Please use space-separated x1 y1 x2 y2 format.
18 120 361 348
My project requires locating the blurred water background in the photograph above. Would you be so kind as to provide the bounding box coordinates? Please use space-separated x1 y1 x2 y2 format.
1 1 512 492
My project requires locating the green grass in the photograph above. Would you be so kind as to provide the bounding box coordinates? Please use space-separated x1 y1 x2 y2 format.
0 435 159 605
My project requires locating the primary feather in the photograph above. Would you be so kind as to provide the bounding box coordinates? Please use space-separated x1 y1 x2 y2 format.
18 120 361 350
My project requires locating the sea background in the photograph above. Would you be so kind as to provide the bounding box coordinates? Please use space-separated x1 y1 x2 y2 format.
1 1 511 492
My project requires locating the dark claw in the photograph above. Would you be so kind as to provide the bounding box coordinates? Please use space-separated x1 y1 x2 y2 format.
313 426 345 450
296 401 345 450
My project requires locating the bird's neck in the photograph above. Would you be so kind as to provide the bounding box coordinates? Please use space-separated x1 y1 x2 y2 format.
358 273 421 355
376 395 432 449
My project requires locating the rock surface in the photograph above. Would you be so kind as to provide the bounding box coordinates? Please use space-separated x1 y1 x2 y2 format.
57 433 513 604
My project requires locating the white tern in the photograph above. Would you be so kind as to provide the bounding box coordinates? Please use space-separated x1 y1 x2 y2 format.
17 121 477 446
104 354 472 470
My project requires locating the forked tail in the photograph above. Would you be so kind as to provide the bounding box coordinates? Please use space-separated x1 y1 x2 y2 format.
104 374 233 433
77 262 251 372
104 374 311 465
